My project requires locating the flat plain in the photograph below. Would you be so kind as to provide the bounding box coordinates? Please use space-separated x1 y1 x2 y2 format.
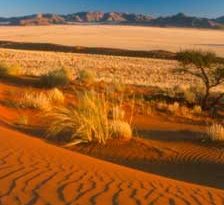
0 25 224 56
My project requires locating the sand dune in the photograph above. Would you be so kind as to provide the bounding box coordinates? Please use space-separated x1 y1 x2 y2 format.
0 25 224 56
0 126 224 205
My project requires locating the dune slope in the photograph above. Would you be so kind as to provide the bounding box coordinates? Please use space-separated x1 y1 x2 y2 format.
0 126 224 205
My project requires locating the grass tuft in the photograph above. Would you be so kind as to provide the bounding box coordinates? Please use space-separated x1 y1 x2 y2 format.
45 91 132 144
206 123 224 142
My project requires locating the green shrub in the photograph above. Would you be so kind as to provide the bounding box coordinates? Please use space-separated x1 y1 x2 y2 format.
39 68 71 88
78 69 96 83
176 50 224 110
0 64 8 78
0 63 22 78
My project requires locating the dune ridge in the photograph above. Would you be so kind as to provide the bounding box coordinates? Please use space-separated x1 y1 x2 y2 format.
0 126 224 205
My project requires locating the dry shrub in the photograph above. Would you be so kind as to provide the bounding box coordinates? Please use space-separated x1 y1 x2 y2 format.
46 91 132 144
206 123 224 142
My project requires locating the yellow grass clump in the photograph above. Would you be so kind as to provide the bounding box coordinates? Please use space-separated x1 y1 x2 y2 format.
15 88 65 110
110 120 132 141
45 91 132 144
78 69 96 83
207 123 224 142
47 88 65 104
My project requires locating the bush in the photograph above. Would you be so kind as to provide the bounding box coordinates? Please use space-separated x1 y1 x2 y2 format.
78 69 96 83
206 123 224 142
0 63 22 77
46 91 132 144
39 68 72 88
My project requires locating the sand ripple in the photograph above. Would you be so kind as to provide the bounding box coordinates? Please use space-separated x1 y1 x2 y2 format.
0 126 224 205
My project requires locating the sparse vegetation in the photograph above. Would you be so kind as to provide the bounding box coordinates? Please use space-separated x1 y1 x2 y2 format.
78 69 96 83
47 88 65 104
110 120 132 141
176 50 224 110
16 114 29 126
0 63 22 77
46 91 132 144
206 123 224 142
39 68 72 88
8 88 65 110
192 105 202 115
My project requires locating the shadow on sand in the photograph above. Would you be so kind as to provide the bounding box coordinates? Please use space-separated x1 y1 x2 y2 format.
0 75 39 88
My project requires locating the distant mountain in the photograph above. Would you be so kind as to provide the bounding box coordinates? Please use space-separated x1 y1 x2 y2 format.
151 13 222 29
0 11 223 29
63 12 153 24
12 14 65 25
215 16 224 24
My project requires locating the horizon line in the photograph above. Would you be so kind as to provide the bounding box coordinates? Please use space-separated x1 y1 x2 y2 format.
0 10 222 19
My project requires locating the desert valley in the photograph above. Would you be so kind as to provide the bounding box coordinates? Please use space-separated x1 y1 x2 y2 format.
0 5 224 205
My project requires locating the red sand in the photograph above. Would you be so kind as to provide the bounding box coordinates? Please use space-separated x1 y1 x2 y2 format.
0 125 224 205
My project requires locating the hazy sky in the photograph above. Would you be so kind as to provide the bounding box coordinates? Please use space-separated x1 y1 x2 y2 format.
0 0 224 18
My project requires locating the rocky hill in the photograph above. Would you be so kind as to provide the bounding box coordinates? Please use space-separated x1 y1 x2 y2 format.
0 12 223 29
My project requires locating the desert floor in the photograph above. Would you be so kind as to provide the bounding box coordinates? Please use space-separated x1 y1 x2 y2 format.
0 25 224 56
0 124 224 205
0 77 224 204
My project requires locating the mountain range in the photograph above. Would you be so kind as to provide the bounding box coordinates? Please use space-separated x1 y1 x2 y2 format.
0 12 224 29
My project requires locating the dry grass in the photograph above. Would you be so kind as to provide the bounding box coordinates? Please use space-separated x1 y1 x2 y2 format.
110 120 132 141
1 48 222 93
77 69 96 83
45 91 133 144
6 88 65 110
0 48 196 90
207 123 224 142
